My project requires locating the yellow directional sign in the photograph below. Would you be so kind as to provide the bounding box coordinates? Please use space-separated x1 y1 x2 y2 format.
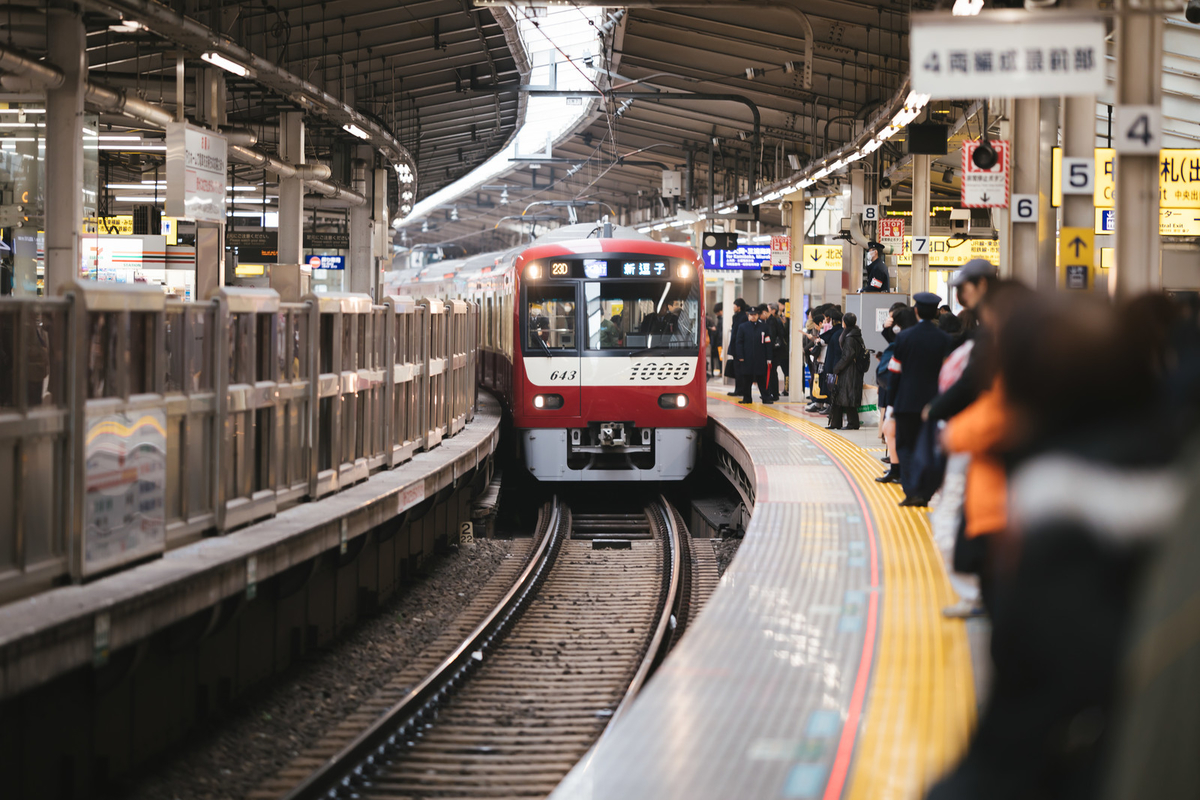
1060 226 1095 290
802 244 843 271
1054 147 1200 209
896 236 999 268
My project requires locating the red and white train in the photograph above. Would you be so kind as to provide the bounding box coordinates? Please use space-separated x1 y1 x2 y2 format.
396 223 707 481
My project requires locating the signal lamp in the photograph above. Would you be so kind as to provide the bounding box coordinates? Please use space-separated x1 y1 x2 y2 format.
659 393 689 409
527 264 541 280
533 394 564 410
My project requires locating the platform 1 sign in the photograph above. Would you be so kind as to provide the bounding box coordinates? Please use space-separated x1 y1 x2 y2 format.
910 15 1106 99
961 140 1009 208
802 245 843 271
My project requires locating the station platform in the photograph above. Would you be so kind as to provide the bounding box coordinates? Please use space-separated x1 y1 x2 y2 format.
551 389 982 800
0 395 501 703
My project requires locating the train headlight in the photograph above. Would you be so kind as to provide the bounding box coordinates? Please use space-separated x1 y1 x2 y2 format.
659 393 689 409
533 394 564 410
527 264 542 280
677 263 691 279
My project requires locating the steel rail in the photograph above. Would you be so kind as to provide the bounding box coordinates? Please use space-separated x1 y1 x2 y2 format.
280 497 568 800
603 495 685 731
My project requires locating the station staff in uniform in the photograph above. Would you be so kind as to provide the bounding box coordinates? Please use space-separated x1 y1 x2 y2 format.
864 241 889 293
736 305 774 405
887 292 952 506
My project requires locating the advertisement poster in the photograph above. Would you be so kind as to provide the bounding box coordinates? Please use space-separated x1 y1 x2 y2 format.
83 409 167 575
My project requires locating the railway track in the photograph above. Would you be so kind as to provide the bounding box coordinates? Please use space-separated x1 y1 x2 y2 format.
278 495 690 800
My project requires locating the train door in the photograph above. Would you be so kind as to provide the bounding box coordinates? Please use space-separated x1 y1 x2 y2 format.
521 281 581 416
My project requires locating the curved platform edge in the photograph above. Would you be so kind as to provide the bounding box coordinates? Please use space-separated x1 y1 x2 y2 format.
549 393 975 800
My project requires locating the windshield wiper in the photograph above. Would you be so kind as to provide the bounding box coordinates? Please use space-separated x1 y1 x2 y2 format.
533 335 553 356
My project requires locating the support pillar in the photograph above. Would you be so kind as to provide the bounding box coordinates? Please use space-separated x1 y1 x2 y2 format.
349 148 374 296
846 166 865 294
278 112 305 267
1037 98 1059 289
910 154 931 297
1009 98 1041 284
44 5 86 295
1112 5 1163 299
786 191 806 392
1061 0 1097 290
721 275 736 386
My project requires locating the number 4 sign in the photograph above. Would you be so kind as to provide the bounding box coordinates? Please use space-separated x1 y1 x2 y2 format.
1113 105 1163 155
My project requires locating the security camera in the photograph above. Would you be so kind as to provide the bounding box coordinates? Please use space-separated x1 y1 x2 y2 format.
1188 0 1200 24
879 176 892 189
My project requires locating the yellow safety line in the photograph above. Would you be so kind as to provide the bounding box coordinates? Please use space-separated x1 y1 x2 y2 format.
709 394 976 800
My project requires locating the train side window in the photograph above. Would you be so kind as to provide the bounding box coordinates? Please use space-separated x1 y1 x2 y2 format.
524 285 576 352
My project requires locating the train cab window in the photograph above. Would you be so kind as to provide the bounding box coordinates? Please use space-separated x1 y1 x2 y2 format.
584 280 699 351
524 285 576 352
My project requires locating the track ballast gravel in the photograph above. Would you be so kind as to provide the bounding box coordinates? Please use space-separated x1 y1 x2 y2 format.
112 539 515 800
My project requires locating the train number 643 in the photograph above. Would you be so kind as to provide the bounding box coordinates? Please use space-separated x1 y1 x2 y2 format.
548 370 577 381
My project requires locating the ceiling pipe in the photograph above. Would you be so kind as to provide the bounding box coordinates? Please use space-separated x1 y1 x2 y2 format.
0 41 65 89
84 0 415 171
0 51 366 208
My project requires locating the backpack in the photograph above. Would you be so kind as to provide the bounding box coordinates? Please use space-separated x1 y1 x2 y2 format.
856 343 871 374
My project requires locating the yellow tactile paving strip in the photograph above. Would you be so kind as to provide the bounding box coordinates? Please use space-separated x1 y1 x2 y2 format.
715 395 976 800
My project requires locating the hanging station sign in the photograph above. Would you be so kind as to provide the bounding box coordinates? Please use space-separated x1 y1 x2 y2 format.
165 122 227 222
961 140 1010 208
1053 147 1200 209
910 14 1106 98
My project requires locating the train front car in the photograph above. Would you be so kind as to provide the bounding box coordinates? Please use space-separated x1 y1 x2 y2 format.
513 235 706 481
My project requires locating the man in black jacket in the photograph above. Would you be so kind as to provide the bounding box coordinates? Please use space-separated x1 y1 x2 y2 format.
725 299 749 396
736 305 774 404
887 292 952 506
925 260 996 423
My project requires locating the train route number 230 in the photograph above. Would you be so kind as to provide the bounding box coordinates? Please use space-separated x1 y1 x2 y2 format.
548 370 577 381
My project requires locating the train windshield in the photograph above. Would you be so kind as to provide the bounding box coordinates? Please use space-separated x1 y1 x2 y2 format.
525 285 577 351
584 280 700 352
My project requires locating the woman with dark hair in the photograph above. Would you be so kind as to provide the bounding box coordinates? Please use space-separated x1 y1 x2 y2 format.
827 311 867 430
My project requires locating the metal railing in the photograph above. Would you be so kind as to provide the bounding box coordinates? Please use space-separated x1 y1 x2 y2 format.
0 283 478 604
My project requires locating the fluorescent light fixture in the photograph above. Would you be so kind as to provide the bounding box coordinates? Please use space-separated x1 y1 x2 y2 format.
0 108 44 114
342 123 370 140
200 52 250 78
717 206 735 214
115 196 165 202
108 19 144 33
637 226 652 233
102 135 143 142
952 0 984 15
100 144 166 151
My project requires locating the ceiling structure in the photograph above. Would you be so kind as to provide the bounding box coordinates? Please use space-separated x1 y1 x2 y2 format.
399 0 925 251
57 0 522 221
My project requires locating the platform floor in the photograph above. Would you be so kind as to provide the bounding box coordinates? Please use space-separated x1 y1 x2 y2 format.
550 390 981 800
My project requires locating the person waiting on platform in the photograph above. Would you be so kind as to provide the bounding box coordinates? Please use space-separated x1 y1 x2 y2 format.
887 292 953 507
736 304 773 405
763 303 788 401
818 307 845 412
876 304 916 484
826 312 867 430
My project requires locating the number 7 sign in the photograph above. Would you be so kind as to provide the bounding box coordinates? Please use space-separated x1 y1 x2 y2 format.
911 236 930 256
